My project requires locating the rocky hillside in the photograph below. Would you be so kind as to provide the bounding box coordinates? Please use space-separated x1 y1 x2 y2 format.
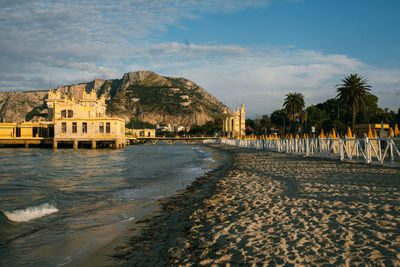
0 71 227 126
0 91 48 123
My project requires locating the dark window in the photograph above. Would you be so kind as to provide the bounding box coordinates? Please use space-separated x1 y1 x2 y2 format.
148 132 151 137
49 126 54 137
72 122 77 133
106 122 110 133
62 122 67 133
99 122 104 133
61 110 67 118
68 110 73 118
16 127 21 137
82 122 87 133
42 127 50 137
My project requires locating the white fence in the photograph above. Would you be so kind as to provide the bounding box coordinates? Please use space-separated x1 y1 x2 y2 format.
205 137 400 166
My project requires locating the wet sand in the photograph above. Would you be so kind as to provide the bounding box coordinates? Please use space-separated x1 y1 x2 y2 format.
112 144 400 266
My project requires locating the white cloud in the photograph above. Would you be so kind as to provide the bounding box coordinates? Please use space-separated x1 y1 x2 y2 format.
0 0 398 117
147 42 248 58
0 0 268 90
144 46 399 116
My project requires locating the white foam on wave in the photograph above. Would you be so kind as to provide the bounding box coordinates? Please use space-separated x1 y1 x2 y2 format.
3 203 58 222
121 213 135 222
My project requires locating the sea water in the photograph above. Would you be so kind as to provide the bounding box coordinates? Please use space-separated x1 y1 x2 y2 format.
0 143 219 266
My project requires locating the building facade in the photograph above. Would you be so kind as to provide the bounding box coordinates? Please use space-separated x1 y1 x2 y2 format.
0 89 125 148
222 104 246 138
126 128 156 138
47 89 125 148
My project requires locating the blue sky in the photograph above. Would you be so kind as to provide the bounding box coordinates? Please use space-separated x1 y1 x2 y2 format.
167 0 399 67
1 0 399 117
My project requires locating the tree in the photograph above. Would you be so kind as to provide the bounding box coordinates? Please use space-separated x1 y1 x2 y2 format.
306 105 328 133
336 74 371 132
188 117 222 137
245 119 255 135
299 110 308 132
397 108 400 125
358 94 379 124
259 115 270 133
283 92 305 133
270 109 288 134
126 118 155 129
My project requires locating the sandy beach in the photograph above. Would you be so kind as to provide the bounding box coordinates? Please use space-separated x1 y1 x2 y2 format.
113 144 400 266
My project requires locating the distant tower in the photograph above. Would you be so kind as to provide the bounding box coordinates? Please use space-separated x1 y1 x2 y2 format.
222 104 246 138
240 104 246 136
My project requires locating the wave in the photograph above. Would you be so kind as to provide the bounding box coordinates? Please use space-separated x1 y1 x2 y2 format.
121 213 135 222
2 203 58 222
0 210 11 227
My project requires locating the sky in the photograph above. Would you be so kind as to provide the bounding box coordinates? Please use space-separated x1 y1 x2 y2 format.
1 0 399 117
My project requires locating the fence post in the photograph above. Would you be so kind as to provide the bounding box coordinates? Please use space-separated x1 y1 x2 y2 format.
339 139 344 161
306 138 309 156
365 137 371 164
390 139 394 162
284 139 288 153
327 139 330 157
320 138 323 157
356 139 360 160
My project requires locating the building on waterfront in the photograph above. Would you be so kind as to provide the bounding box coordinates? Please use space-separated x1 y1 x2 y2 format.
126 128 156 138
175 125 186 132
0 89 125 148
222 104 246 138
47 89 126 148
156 123 174 132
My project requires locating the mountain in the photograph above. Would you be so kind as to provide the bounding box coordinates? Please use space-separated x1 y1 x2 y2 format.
0 71 227 127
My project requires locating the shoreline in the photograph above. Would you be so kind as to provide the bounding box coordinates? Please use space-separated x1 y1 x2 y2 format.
110 144 234 266
55 143 228 267
111 144 400 265
76 143 233 267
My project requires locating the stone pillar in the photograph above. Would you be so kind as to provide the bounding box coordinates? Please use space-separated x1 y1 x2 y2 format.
91 140 96 149
73 140 78 149
53 140 58 149
240 104 246 137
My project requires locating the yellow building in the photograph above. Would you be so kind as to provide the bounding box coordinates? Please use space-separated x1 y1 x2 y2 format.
0 121 54 147
222 104 245 138
126 128 156 138
0 89 125 148
47 89 125 148
0 123 16 138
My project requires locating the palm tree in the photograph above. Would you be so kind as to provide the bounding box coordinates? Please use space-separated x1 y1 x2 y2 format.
300 110 308 132
283 92 305 133
336 74 371 133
